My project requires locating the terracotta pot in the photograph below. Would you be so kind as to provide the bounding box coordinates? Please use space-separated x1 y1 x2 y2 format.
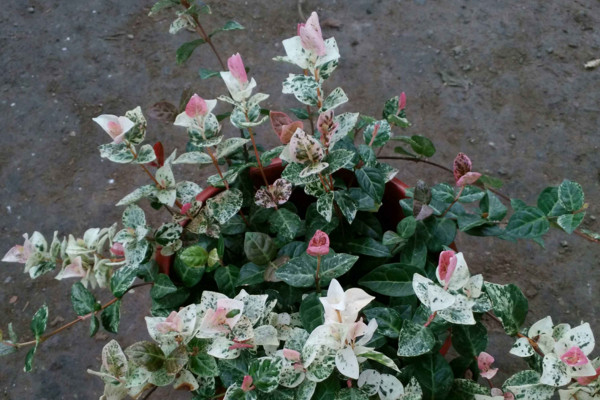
156 158 410 274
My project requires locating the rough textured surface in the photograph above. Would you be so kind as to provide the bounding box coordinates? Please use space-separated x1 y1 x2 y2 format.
0 0 598 398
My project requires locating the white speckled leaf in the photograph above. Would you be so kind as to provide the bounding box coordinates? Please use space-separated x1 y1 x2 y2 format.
173 369 199 391
378 373 404 400
540 354 570 387
206 188 243 225
254 325 280 347
397 320 435 357
335 346 359 379
207 337 241 360
321 87 348 112
102 340 128 379
510 337 535 357
437 294 476 325
282 74 319 106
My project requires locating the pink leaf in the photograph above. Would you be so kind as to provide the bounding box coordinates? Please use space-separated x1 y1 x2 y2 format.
110 242 125 257
241 375 255 392
437 250 457 290
560 346 590 367
185 94 208 118
307 230 330 256
477 351 498 379
227 53 248 84
398 92 407 111
299 12 326 56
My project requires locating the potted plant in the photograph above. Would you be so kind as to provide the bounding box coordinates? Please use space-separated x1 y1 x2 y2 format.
1 2 598 400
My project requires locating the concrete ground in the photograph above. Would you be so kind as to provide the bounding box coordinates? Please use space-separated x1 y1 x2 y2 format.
0 0 599 398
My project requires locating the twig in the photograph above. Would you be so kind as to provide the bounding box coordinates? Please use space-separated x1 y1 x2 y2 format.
378 156 453 174
3 282 153 348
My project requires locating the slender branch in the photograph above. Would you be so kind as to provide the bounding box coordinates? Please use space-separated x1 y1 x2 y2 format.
180 0 226 69
141 386 158 400
574 229 600 244
205 147 229 190
378 156 453 174
440 186 464 218
315 255 322 293
306 105 315 135
4 282 153 348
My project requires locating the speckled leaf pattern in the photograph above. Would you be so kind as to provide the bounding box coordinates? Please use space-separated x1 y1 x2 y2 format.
484 282 528 335
321 87 348 112
207 337 241 359
102 340 128 379
289 129 324 164
206 189 243 225
249 356 283 393
355 349 399 372
99 142 136 163
132 144 156 164
116 185 156 206
122 205 146 228
317 192 334 222
269 209 301 241
216 138 250 159
300 161 329 178
174 151 213 164
282 74 320 106
397 320 435 357
363 120 391 148
329 112 359 147
335 346 359 379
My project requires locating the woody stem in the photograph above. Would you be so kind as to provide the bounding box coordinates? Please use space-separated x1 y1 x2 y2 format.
315 255 322 293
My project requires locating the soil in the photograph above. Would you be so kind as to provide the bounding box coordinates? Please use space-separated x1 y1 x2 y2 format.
1 0 599 398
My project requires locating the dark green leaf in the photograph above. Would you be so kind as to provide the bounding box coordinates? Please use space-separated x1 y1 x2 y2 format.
236 263 265 286
71 282 97 316
30 305 48 340
557 212 585 234
346 237 391 257
413 353 454 399
506 207 549 239
558 179 584 212
448 379 490 399
269 209 302 241
110 265 139 298
214 266 240 298
244 232 277 265
480 190 507 221
363 307 402 338
397 216 417 238
359 263 421 297
356 167 385 202
189 353 219 377
24 346 37 372
176 39 206 65
409 135 436 157
89 315 99 337
478 174 503 189
334 190 358 223
300 293 324 333
289 107 310 120
165 345 188 375
174 250 205 288
101 300 121 334
537 187 559 215
199 68 221 80
451 322 488 358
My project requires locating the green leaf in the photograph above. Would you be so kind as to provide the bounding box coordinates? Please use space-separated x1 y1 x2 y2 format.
397 320 435 357
458 186 485 203
397 216 417 238
24 346 37 372
179 245 208 267
363 307 402 338
451 322 488 358
236 263 265 286
282 74 320 106
336 388 369 400
89 315 100 337
189 353 219 377
413 353 454 399
150 274 178 298
216 138 250 159
506 207 549 239
356 167 386 202
269 209 302 241
449 379 490 399
334 190 358 223
199 68 221 80
249 357 283 393
558 179 584 212
110 265 139 298
176 39 206 65
122 204 146 228
101 300 121 334
289 107 310 120
214 266 240 297
30 304 48 340
478 174 503 189
557 212 585 234
480 190 507 221
98 142 135 163
484 282 528 335
126 341 166 372
363 120 391 148
316 192 334 222
300 293 325 332
71 282 97 316
537 187 559 215
154 222 183 246
406 135 436 157
244 232 277 265
346 237 391 258
149 0 179 16
164 346 188 375
212 20 244 35
359 263 421 297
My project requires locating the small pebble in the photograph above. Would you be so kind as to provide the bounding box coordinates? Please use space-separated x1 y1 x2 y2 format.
4 276 12 283
560 240 568 248
127 34 134 40
546 47 554 54
27 6 35 13
509 134 516 140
